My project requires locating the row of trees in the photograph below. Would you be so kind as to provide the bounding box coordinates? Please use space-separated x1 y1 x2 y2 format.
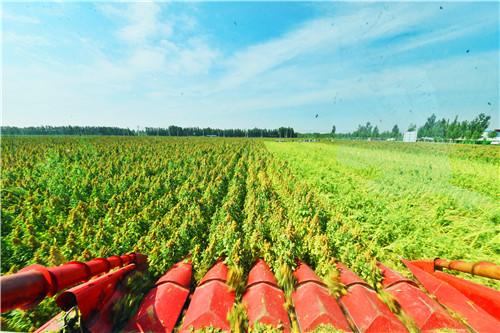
2 113 494 142
144 126 297 138
1 126 135 136
294 124 401 140
330 113 494 142
1 125 297 138
417 113 493 141
346 123 402 140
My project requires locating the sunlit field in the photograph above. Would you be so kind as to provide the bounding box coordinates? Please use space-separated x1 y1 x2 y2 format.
1 136 498 330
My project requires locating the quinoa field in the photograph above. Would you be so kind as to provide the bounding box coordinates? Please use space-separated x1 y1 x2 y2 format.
1 136 498 331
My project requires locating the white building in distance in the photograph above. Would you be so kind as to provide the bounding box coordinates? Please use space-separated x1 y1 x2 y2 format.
403 131 417 142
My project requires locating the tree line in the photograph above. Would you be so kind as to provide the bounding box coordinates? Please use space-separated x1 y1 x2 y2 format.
331 113 494 142
144 126 297 138
1 126 135 136
1 125 297 138
417 113 493 142
1 113 494 142
348 123 403 140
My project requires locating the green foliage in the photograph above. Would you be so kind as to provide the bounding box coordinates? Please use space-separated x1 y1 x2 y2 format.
250 322 286 332
308 323 348 332
487 131 498 139
377 290 418 333
1 297 59 332
407 123 417 131
227 302 248 333
110 269 156 331
391 124 401 139
418 113 490 142
189 324 223 332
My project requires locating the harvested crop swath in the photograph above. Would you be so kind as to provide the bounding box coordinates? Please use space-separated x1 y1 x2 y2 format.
265 140 499 287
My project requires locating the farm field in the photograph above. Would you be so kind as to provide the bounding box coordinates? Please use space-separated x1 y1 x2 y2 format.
1 136 499 331
265 141 499 277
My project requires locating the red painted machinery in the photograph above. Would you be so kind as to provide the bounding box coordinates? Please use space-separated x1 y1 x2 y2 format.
1 254 499 332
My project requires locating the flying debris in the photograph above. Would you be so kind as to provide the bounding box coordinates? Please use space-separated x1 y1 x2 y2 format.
315 114 319 118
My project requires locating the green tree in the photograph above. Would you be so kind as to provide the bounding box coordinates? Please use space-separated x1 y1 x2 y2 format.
468 113 491 141
472 131 482 140
391 125 400 139
418 114 436 138
447 116 459 142
460 121 469 139
407 123 417 131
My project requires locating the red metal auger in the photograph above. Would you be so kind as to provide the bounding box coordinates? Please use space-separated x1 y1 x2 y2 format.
377 262 467 332
402 258 500 332
404 257 500 331
0 252 147 313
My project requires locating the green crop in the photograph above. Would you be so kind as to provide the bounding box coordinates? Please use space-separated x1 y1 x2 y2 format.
1 136 498 332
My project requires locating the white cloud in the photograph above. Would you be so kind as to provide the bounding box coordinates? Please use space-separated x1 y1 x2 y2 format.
4 50 497 130
93 2 218 79
395 20 492 54
3 31 50 47
156 48 496 132
173 39 220 76
174 1 496 130
218 17 343 90
213 4 441 93
100 2 173 44
2 13 40 24
128 48 166 73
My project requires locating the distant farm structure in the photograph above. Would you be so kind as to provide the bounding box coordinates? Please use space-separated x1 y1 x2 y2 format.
403 131 417 142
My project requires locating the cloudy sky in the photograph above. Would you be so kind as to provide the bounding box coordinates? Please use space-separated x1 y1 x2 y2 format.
2 1 499 133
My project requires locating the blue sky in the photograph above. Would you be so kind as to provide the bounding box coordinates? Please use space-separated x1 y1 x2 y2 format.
2 1 499 133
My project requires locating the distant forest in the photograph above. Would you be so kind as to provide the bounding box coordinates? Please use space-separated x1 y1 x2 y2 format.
1 113 494 142
1 125 297 138
144 126 297 138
